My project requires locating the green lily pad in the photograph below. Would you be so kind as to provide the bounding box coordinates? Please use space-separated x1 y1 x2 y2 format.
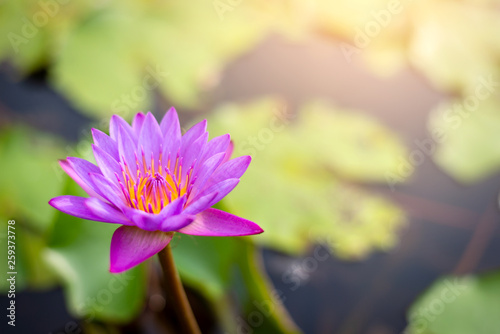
0 126 66 292
429 95 500 183
0 215 56 292
206 98 408 258
0 126 66 232
173 234 301 333
52 10 147 119
0 0 51 71
408 2 500 94
45 177 147 322
406 271 500 334
48 1 267 118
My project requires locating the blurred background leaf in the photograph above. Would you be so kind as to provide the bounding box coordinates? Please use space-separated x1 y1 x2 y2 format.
406 271 500 334
429 95 500 183
45 176 147 322
173 234 300 333
207 98 408 258
0 126 65 291
0 126 65 231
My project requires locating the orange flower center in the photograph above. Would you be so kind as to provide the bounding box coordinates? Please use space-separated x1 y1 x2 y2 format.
118 153 193 214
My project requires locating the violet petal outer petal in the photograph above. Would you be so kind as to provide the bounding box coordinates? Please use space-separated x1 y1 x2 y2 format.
178 208 263 236
109 115 136 142
199 134 230 164
89 173 126 209
159 107 181 153
92 144 122 184
92 128 119 161
110 226 173 273
138 112 163 170
160 214 196 232
122 195 187 231
122 208 157 231
160 194 187 217
208 155 251 185
190 178 240 210
181 119 207 155
65 157 113 203
191 152 226 192
85 198 133 225
49 196 130 225
184 192 219 215
221 141 234 164
117 125 139 181
132 112 146 134
60 159 101 199
182 132 208 171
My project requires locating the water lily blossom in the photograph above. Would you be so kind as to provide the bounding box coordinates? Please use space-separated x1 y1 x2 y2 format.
49 109 263 273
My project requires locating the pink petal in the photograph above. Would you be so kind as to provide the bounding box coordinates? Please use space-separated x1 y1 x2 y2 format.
122 195 187 231
160 214 196 232
190 178 239 210
110 226 173 273
89 173 127 209
49 196 131 225
184 192 218 215
208 155 251 185
181 119 207 156
178 208 263 236
92 128 119 161
86 198 134 225
182 132 208 170
160 113 181 159
221 141 234 164
138 112 163 170
117 125 139 181
92 144 122 184
192 152 226 191
199 134 230 164
132 112 146 134
60 159 101 199
160 107 181 148
109 115 136 142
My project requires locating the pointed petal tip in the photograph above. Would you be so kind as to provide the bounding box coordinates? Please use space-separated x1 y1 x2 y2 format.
253 226 264 235
109 266 126 274
178 208 263 237
165 107 178 118
48 197 57 207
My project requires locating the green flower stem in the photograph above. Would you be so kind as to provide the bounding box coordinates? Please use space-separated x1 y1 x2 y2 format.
158 243 201 334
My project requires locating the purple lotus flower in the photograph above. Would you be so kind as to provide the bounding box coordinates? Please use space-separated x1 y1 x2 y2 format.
49 109 263 273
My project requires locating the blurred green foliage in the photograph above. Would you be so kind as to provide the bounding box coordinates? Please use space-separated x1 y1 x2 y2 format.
406 271 500 334
45 177 147 322
2 0 500 184
0 126 65 231
173 231 300 333
429 94 500 183
0 127 64 291
207 98 408 258
0 0 266 117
